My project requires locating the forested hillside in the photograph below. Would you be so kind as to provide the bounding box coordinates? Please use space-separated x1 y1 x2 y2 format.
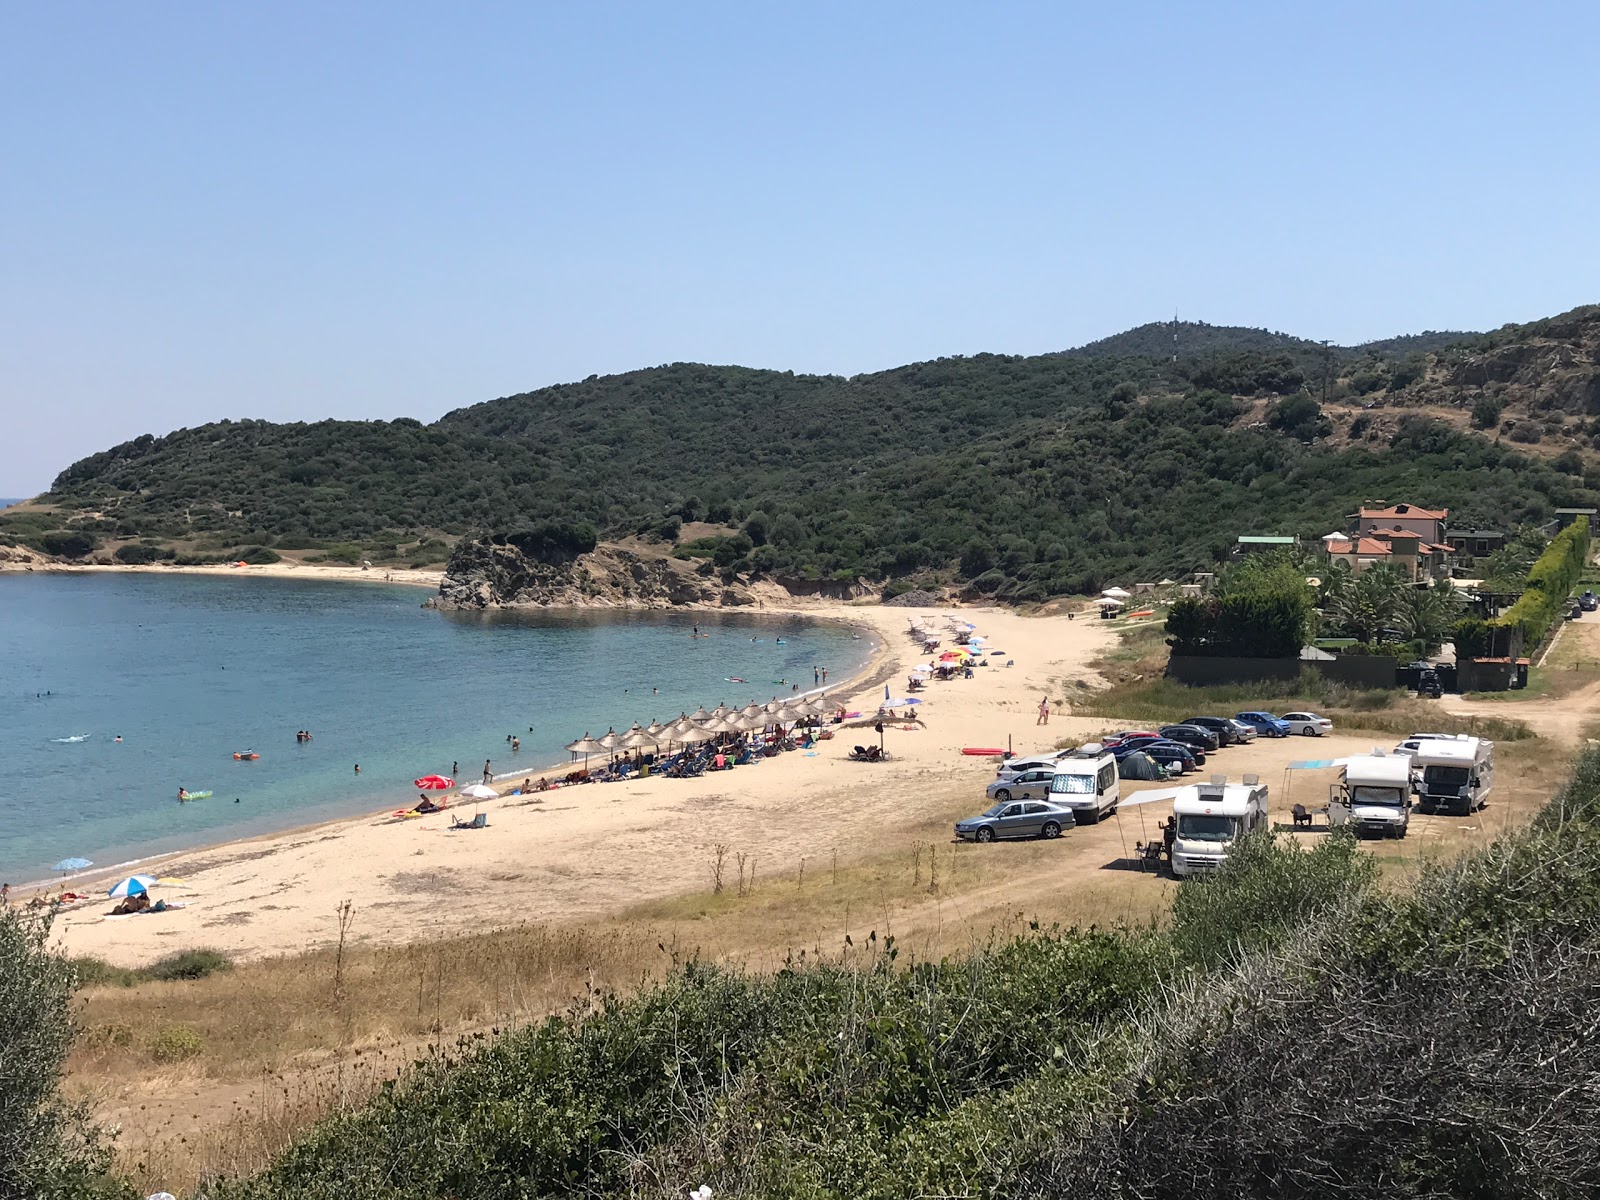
11 307 1600 597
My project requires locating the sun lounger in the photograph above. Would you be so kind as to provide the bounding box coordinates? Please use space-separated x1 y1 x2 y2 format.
450 812 489 830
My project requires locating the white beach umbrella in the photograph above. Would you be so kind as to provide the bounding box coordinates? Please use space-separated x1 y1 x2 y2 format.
616 725 660 751
1095 596 1124 608
459 783 498 800
1101 587 1132 600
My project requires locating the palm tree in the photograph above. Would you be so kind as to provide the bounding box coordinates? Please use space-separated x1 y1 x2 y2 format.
1394 577 1466 649
1323 563 1408 645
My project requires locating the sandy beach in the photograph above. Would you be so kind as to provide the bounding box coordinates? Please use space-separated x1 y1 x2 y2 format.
48 599 1117 965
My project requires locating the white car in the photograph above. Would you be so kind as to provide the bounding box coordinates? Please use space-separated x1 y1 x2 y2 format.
995 751 1074 779
986 767 1058 802
1283 711 1333 737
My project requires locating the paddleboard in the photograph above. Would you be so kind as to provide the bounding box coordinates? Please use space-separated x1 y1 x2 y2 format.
179 790 214 802
961 747 1007 756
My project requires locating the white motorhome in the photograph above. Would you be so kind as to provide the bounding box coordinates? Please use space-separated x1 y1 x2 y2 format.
1330 752 1412 838
1411 736 1493 816
1047 746 1120 824
1169 775 1270 878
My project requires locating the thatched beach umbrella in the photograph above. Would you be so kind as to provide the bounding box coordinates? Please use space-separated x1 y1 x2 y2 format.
644 720 668 739
676 724 717 745
739 702 764 720
616 725 658 752
688 706 713 723
565 733 605 769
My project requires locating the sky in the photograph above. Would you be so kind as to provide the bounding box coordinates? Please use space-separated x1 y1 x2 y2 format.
4 2 1598 494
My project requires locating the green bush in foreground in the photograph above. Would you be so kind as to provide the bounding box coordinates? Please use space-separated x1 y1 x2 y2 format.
0 907 129 1200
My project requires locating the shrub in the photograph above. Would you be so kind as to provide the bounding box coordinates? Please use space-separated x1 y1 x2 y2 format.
0 907 121 1196
148 1023 204 1063
1509 420 1543 444
113 543 161 564
145 949 232 982
39 530 98 559
1471 394 1503 429
236 546 281 565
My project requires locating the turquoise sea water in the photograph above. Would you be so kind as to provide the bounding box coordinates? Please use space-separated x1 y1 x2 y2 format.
0 573 872 884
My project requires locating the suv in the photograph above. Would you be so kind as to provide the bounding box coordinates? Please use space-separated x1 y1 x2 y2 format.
1582 591 1598 612
1180 716 1240 746
1235 711 1291 738
1159 724 1220 752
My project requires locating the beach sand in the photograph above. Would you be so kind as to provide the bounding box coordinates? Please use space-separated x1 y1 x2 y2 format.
50 601 1117 965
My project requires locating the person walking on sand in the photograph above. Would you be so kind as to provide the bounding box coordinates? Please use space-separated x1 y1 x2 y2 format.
483 760 493 784
1037 696 1050 726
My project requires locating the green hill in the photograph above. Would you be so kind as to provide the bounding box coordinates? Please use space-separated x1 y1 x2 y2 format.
10 308 1599 596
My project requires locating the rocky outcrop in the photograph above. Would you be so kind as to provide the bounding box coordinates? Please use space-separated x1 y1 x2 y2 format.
436 539 756 610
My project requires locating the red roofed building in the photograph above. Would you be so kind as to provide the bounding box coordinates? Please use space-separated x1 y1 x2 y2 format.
1322 525 1451 581
1353 503 1448 545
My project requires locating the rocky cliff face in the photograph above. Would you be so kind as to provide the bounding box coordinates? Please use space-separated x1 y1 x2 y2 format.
436 539 759 609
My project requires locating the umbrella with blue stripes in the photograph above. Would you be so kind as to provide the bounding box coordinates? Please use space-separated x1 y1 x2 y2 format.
107 875 157 899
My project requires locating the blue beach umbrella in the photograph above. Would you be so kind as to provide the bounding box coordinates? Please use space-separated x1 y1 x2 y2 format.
107 875 157 899
52 857 92 874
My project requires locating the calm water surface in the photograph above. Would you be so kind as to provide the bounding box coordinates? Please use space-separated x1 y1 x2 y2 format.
0 573 871 883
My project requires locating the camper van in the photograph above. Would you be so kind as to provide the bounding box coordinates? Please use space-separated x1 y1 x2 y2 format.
1411 735 1493 816
1047 746 1120 824
1330 752 1412 838
1169 775 1269 878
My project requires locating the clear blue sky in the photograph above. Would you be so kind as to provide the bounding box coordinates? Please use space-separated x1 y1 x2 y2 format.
4 2 1597 494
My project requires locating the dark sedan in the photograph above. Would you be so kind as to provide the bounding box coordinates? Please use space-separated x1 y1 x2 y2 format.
1159 724 1221 752
1115 735 1207 767
1179 716 1240 746
1113 738 1201 773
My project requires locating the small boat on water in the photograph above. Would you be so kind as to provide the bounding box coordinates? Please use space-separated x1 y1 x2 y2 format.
232 752 260 761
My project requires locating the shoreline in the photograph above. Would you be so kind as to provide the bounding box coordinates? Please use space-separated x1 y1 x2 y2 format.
44 599 1110 965
19 603 890 898
12 559 445 590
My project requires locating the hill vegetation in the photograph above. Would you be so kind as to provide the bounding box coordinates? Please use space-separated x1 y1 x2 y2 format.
9 307 1600 598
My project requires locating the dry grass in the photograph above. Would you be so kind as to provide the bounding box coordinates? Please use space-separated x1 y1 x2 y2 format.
71 797 1176 1194
71 724 1569 1195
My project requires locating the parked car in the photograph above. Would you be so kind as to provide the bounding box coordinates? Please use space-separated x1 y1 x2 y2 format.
1159 724 1220 752
954 799 1077 842
1283 711 1334 737
1113 735 1206 767
995 752 1075 779
1099 730 1160 748
986 767 1058 802
1179 716 1241 746
1138 741 1201 774
1225 718 1258 743
1235 711 1291 738
1582 591 1598 612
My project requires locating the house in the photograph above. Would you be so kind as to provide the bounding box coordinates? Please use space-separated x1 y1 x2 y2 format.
1322 527 1451 582
1555 507 1597 530
1445 529 1505 558
1352 503 1449 545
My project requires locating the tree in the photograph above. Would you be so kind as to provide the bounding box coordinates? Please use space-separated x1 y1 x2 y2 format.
742 511 770 546
1322 563 1408 644
1471 394 1503 430
1267 393 1330 441
1393 577 1466 650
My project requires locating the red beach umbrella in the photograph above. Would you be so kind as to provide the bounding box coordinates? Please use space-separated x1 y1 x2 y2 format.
414 774 454 790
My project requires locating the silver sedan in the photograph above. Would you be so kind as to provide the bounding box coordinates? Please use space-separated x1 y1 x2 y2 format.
986 767 1058 802
955 799 1077 842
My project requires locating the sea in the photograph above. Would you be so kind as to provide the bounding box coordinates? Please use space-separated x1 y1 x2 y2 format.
0 572 874 884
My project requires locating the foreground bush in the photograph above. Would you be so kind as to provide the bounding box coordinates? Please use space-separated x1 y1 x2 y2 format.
0 907 127 1199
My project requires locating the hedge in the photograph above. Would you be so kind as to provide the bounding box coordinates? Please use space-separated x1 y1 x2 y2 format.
1494 517 1590 648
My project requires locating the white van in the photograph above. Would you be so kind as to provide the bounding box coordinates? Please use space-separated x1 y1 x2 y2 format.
1411 736 1493 816
1047 746 1120 824
1330 752 1412 838
1169 775 1270 878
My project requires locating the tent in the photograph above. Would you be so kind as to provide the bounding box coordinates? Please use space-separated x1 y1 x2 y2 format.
1118 752 1169 781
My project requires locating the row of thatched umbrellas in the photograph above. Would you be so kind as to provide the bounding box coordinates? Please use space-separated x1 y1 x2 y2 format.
565 696 835 765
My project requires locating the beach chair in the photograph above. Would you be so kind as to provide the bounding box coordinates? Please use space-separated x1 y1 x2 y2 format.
1292 803 1313 828
451 812 488 830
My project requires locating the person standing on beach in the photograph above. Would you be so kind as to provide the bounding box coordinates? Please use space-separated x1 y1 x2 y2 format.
483 760 492 784
1037 696 1050 726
